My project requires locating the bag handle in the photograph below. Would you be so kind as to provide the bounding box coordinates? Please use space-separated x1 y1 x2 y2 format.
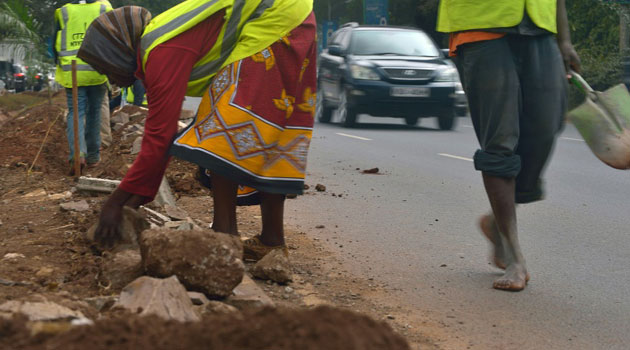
569 71 594 95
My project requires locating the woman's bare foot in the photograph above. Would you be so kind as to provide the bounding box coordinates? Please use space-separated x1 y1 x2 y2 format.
493 264 530 291
479 214 507 269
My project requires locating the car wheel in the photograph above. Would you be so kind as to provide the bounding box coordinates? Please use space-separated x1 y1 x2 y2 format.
405 117 419 126
338 88 357 128
316 87 333 123
437 109 457 131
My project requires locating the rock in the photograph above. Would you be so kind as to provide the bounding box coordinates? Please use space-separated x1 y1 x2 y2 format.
3 253 25 260
99 250 143 290
188 292 209 306
35 267 54 278
362 167 380 174
251 249 292 284
140 229 244 298
115 276 200 322
86 206 149 248
48 191 72 200
203 301 239 315
111 111 129 125
131 136 143 155
225 275 274 310
315 184 326 192
60 200 90 212
164 205 188 221
84 296 118 312
0 300 85 322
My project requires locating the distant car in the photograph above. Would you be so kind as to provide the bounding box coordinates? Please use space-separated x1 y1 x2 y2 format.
12 64 27 93
0 61 16 91
316 23 467 129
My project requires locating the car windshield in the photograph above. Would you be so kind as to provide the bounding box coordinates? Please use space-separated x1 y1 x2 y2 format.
350 30 439 57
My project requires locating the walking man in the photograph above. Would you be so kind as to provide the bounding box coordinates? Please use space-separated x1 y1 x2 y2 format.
54 0 112 174
437 0 581 291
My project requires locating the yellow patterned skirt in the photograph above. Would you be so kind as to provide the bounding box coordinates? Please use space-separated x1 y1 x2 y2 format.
170 14 317 201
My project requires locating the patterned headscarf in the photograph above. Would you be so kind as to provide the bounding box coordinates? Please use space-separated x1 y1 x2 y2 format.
78 6 152 87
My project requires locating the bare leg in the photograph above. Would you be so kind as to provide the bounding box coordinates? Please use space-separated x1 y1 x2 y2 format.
479 214 507 269
210 173 238 235
482 174 529 291
259 192 285 246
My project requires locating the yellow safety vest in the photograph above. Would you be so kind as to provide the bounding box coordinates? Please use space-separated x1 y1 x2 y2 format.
437 0 557 34
54 2 112 88
125 87 148 106
140 0 313 97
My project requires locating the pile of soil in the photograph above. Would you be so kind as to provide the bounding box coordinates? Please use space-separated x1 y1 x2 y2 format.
0 306 410 350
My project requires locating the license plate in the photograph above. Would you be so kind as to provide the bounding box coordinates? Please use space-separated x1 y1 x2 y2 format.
390 87 430 97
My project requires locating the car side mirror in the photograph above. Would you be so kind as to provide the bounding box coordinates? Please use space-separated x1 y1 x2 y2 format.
328 45 345 57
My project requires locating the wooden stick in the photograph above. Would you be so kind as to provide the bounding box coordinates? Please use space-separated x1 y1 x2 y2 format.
71 60 81 178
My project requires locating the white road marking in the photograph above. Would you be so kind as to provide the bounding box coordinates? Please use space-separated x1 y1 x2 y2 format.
561 137 585 142
462 124 474 128
438 153 473 162
336 133 372 141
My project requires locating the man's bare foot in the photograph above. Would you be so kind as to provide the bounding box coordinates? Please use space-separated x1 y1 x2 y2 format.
479 214 507 269
493 264 530 291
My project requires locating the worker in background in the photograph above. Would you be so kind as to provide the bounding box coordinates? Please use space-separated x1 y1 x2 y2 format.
54 0 112 174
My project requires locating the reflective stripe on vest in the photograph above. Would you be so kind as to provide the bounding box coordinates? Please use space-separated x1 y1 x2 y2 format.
140 0 312 97
436 0 556 34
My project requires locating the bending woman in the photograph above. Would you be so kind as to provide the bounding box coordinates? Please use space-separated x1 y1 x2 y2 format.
78 0 317 261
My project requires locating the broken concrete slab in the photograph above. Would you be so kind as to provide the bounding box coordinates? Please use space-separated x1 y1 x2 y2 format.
115 276 200 322
225 275 274 310
251 249 293 284
164 205 188 221
77 177 120 193
140 229 244 298
74 177 177 209
154 177 177 207
86 207 149 248
60 200 90 212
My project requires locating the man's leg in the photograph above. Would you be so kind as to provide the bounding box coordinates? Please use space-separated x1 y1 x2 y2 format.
66 87 88 163
85 84 104 165
514 35 567 204
210 172 238 235
457 38 528 291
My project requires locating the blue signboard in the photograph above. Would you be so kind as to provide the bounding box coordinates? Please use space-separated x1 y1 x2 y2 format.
318 21 338 52
364 0 388 25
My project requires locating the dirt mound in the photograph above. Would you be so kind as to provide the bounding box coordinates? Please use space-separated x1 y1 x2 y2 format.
0 306 410 350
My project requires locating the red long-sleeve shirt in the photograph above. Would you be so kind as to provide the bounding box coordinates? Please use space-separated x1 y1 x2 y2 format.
118 12 224 200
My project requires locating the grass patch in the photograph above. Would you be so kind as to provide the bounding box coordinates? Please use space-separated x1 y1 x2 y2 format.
0 93 48 112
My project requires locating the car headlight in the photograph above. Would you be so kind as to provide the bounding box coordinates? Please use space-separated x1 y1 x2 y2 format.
350 64 380 80
434 67 458 82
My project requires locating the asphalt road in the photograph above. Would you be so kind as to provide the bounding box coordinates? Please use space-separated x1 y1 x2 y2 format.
282 114 630 349
183 95 629 348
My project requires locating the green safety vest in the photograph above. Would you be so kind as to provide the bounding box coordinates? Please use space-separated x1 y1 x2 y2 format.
437 0 557 34
54 2 112 88
140 0 313 97
125 87 148 106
